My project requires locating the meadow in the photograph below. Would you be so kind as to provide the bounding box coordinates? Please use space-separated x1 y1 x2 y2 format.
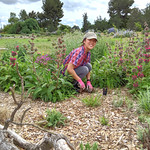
0 29 150 149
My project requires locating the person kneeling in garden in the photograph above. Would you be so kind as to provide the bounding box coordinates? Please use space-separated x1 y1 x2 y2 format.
62 32 97 93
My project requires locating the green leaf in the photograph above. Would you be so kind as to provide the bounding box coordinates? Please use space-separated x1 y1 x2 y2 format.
32 87 42 99
48 85 56 93
57 90 63 99
0 75 11 81
42 83 47 88
25 81 35 88
10 77 18 83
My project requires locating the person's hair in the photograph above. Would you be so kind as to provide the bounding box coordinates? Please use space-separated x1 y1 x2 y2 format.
81 38 86 46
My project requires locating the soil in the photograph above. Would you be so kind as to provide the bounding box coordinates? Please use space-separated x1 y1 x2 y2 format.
0 88 143 150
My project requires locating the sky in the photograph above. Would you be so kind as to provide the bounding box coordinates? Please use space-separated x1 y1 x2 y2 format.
0 0 150 29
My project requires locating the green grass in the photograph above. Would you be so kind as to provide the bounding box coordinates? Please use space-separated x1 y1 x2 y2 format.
0 34 59 55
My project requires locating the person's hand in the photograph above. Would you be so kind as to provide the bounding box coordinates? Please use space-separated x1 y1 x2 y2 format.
77 78 85 90
86 81 93 92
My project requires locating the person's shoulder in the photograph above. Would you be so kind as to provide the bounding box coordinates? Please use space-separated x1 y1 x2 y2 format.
72 46 82 53
76 46 84 52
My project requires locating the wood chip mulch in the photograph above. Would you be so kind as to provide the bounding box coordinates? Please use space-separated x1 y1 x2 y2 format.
0 88 143 150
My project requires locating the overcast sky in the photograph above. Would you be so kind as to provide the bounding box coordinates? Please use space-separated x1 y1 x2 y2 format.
0 0 150 28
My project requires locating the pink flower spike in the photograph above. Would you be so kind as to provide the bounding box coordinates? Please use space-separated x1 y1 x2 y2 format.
16 45 19 51
133 82 139 88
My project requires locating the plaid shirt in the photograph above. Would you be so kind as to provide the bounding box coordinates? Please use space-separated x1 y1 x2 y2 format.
62 46 91 75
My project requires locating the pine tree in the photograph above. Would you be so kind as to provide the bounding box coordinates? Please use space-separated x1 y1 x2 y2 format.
42 0 64 32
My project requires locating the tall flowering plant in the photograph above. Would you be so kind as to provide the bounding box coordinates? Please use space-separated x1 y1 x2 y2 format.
117 22 150 93
92 22 149 94
24 35 74 102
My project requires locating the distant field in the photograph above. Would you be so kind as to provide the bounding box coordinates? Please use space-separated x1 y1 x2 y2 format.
0 35 60 54
0 32 83 55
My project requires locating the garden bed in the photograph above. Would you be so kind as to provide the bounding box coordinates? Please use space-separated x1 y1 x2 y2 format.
0 87 142 150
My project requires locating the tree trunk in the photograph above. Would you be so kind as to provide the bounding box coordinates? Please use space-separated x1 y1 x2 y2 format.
0 124 74 150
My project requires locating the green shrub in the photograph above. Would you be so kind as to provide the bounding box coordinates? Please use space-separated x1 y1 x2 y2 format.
137 124 150 149
125 97 133 110
80 142 100 150
45 109 67 128
112 96 124 108
91 58 126 88
82 94 102 107
138 87 150 113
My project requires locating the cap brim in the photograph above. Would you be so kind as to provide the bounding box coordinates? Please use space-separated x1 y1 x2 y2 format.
87 37 98 41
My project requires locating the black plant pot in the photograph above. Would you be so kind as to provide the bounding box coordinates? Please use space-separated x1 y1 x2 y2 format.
103 88 107 95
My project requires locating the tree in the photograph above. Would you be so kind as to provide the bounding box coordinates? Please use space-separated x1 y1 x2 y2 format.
42 0 64 32
94 16 110 32
82 13 91 32
58 24 71 32
29 11 37 20
72 25 80 30
37 12 46 28
19 9 29 21
21 18 40 34
8 12 19 24
7 18 40 34
108 0 134 28
143 3 150 27
127 7 143 31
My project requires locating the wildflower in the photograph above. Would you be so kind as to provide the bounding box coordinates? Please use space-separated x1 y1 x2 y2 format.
143 54 150 58
118 58 123 65
35 54 52 65
16 45 19 51
132 75 137 81
144 59 149 63
137 65 142 71
122 67 127 72
138 58 143 64
10 63 16 67
11 51 17 56
119 50 123 57
145 32 149 36
145 45 150 50
10 57 16 63
133 82 138 88
137 72 144 78
132 68 137 73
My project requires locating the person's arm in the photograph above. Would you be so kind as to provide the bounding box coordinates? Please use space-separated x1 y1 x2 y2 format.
86 72 90 80
67 63 85 89
67 63 80 81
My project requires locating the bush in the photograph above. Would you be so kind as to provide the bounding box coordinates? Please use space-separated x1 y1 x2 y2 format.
45 109 67 128
114 30 134 38
80 142 100 150
6 18 40 34
138 87 150 113
82 94 102 107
